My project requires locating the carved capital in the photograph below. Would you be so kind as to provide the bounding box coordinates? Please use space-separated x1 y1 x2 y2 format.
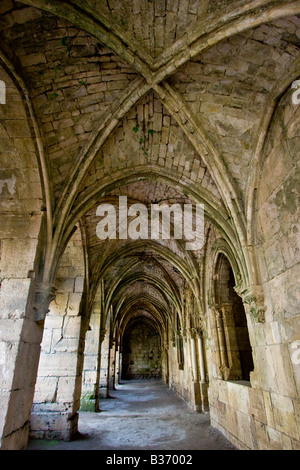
210 304 222 319
171 329 176 347
100 328 106 343
191 327 203 339
33 282 57 323
240 285 266 323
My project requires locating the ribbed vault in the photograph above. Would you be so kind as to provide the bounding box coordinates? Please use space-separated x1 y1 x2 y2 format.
1 0 300 290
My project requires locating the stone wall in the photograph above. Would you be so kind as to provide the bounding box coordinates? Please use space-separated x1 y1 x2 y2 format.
168 332 192 406
0 63 44 449
122 321 162 379
30 228 85 440
252 90 300 449
80 291 101 411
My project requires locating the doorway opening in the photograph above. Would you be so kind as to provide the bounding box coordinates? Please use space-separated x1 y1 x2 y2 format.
121 317 162 380
214 253 254 381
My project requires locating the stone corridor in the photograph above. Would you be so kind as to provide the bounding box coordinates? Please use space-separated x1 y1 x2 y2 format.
27 379 236 451
0 0 300 452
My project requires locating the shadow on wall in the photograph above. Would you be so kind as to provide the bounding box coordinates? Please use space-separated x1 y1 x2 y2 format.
122 319 162 379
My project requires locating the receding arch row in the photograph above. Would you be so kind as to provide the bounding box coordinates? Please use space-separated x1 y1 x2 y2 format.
51 68 298 330
49 73 299 322
112 294 170 341
87 240 200 336
67 167 249 297
52 59 300 303
63 167 240 263
66 165 227 239
3 2 300 298
116 308 166 381
115 300 167 337
103 271 183 321
113 294 170 383
66 163 250 333
47 82 239 281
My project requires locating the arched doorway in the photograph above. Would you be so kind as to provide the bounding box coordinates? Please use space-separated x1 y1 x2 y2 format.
121 316 162 380
214 253 254 382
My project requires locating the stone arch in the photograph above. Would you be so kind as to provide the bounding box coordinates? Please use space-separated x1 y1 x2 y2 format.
245 57 300 293
111 267 180 370
203 233 254 382
64 167 233 262
254 84 300 399
0 80 5 104
120 315 163 380
30 225 87 441
95 289 170 400
105 272 182 321
89 239 199 311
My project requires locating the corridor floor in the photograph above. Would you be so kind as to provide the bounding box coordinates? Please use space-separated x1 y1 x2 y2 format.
27 379 236 450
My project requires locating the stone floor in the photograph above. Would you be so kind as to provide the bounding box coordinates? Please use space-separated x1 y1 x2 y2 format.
27 379 236 451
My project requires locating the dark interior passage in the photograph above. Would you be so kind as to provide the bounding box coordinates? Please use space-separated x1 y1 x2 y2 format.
121 318 162 379
228 268 254 381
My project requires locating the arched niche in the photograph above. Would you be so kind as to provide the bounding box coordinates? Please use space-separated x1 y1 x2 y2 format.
213 253 254 382
121 316 162 380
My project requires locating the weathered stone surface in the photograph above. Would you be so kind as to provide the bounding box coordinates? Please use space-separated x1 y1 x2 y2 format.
0 0 300 452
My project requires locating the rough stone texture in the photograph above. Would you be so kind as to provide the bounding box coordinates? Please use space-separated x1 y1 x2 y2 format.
80 296 101 411
122 319 162 379
0 61 44 449
0 0 299 451
27 380 236 450
30 229 85 441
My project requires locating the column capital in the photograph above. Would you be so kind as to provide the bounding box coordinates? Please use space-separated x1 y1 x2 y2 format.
100 328 106 343
235 284 266 323
190 327 203 339
33 282 57 324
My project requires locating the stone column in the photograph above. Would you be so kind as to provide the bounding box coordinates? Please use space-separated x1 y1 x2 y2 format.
216 310 228 369
190 333 201 412
198 335 206 382
191 336 199 382
118 351 123 384
213 307 230 379
80 301 102 411
0 280 52 449
197 333 209 412
162 337 169 385
30 257 85 441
